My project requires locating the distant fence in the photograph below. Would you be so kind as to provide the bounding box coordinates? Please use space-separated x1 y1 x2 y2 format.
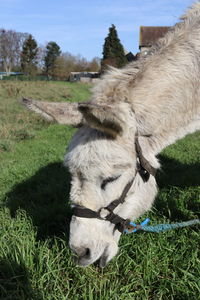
69 72 100 83
0 72 22 80
1 74 53 81
0 72 101 82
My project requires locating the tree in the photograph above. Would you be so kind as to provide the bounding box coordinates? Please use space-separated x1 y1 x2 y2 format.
21 34 38 75
44 42 61 76
0 29 28 73
53 54 71 80
88 57 101 72
36 45 46 73
53 53 87 80
53 52 101 80
101 24 127 70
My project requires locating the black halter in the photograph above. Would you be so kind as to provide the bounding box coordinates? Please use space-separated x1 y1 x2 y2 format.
72 137 157 233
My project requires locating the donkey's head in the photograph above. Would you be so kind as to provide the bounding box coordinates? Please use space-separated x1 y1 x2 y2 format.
65 102 157 267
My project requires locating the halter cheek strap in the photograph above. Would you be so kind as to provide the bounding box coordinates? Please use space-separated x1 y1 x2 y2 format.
73 178 134 233
135 136 157 181
72 137 157 233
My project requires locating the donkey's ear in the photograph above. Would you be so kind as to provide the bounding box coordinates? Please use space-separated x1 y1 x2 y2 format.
78 102 126 137
22 98 83 127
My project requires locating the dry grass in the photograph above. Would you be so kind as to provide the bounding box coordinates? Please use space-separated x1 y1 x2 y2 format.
0 80 91 152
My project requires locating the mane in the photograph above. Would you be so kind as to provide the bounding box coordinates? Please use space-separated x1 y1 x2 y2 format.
92 1 200 104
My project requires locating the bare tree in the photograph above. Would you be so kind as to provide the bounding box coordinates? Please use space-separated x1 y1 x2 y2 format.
37 45 46 72
0 29 28 73
88 57 101 72
15 32 29 69
53 52 100 79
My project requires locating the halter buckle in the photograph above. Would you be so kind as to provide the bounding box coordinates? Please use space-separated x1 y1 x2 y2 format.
99 208 111 220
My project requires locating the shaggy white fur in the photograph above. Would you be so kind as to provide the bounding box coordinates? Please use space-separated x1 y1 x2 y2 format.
23 2 200 267
65 2 200 267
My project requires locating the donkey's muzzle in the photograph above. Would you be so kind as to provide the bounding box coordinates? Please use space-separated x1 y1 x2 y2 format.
71 246 91 260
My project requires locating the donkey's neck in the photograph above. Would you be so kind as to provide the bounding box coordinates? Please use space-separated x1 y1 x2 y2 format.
133 81 200 156
126 8 200 156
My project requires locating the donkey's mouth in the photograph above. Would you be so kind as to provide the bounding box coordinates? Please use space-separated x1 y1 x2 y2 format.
75 246 109 267
98 246 109 267
99 254 108 268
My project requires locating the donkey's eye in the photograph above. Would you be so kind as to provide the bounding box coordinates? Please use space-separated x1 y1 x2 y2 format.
101 175 120 190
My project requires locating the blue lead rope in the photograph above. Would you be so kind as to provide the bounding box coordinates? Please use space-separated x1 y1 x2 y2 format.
124 218 200 234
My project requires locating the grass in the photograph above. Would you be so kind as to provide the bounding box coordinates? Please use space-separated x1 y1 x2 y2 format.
0 81 90 153
0 80 199 299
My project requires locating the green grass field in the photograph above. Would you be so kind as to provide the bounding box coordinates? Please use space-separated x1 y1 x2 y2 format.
0 80 199 300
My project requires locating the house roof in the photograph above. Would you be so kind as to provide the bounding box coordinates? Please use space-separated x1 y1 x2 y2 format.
139 26 170 48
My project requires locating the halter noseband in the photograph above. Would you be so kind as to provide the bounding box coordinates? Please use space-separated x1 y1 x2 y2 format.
72 136 157 233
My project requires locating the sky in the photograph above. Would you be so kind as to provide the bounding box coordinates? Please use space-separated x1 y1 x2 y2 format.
0 0 195 60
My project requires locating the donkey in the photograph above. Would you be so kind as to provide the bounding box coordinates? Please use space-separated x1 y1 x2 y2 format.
23 2 200 267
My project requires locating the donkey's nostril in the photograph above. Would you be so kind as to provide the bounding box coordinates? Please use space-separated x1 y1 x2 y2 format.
85 248 90 257
72 246 91 258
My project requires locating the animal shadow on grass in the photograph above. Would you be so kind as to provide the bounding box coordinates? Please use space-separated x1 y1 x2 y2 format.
5 157 200 239
155 155 200 221
0 257 42 300
6 162 72 241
